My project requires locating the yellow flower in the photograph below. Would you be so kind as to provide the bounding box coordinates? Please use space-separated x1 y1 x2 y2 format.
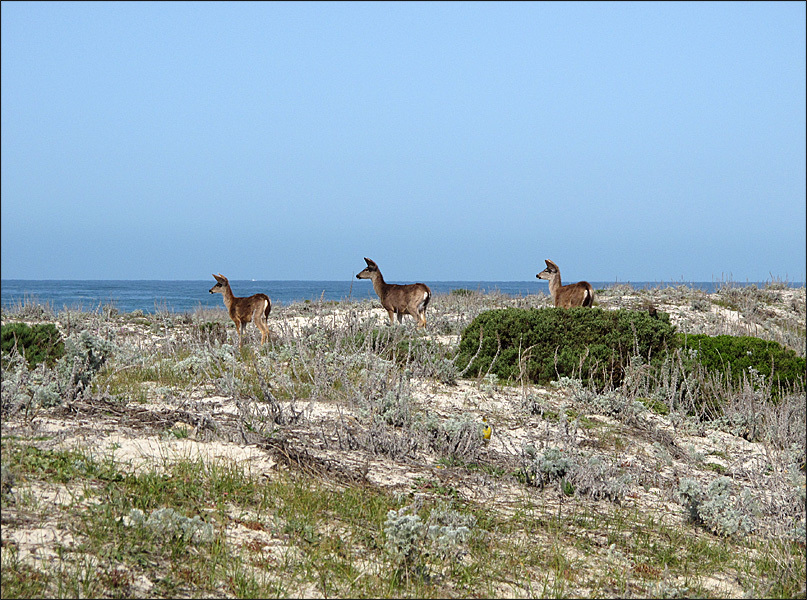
482 416 492 444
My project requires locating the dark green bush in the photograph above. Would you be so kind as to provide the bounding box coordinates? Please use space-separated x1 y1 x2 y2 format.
678 334 805 389
456 307 677 387
1 322 64 369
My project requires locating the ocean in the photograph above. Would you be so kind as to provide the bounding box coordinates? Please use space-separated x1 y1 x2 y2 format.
1 279 802 315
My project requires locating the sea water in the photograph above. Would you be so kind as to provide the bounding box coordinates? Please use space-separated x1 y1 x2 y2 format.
1 279 801 315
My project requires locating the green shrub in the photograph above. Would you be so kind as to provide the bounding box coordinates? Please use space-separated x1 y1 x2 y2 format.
455 307 677 387
1 323 64 369
679 334 805 390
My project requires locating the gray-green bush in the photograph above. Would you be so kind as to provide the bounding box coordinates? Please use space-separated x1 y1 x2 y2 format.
676 476 755 537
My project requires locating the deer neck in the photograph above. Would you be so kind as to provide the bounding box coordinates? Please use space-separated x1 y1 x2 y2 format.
370 271 389 299
221 285 236 310
547 272 563 299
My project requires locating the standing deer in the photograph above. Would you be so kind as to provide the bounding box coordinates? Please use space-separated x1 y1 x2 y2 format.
356 258 431 328
209 273 271 345
536 259 594 308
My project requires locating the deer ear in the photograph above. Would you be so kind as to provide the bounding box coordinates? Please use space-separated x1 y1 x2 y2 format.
364 258 374 266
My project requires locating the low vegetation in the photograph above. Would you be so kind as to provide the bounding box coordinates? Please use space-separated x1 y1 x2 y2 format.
1 281 805 598
455 307 677 387
677 333 805 390
1 322 64 369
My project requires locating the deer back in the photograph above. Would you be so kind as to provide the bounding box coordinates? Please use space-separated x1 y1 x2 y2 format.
231 293 270 322
554 281 594 308
382 282 431 314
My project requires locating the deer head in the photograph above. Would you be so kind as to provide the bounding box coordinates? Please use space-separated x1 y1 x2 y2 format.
209 273 229 294
356 258 379 280
536 260 559 281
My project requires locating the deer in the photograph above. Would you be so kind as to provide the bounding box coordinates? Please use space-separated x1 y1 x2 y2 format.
536 259 594 308
355 258 431 328
209 273 271 345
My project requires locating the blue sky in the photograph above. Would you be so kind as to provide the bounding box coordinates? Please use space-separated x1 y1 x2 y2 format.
2 1 805 283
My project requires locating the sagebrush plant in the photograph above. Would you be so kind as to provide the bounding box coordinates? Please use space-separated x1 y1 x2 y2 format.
425 504 477 560
567 454 633 503
384 506 427 565
529 446 574 483
427 412 485 462
676 476 756 537
125 507 216 544
567 379 648 423
618 342 806 446
57 330 115 395
1 329 118 413
2 351 49 414
0 296 56 321
384 502 478 570
521 445 631 502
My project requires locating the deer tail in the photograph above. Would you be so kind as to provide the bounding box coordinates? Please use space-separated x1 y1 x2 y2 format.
418 289 431 314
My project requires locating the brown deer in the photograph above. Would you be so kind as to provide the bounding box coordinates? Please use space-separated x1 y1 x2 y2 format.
356 258 431 328
536 259 594 308
209 273 271 345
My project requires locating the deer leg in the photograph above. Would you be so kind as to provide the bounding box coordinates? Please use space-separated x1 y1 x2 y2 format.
233 318 243 346
252 308 267 344
258 316 269 345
